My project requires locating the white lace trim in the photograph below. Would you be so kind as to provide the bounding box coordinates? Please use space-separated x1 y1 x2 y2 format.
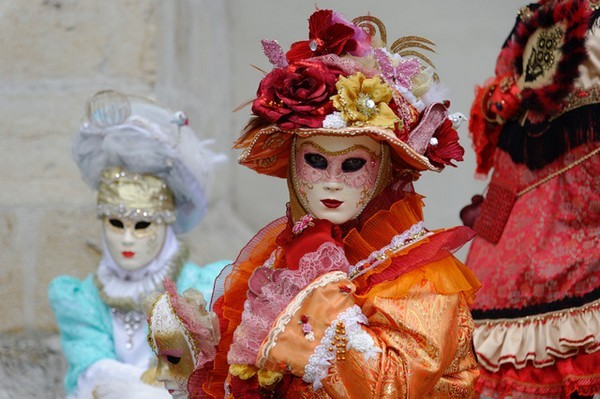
474 298 600 371
349 221 431 279
303 305 381 390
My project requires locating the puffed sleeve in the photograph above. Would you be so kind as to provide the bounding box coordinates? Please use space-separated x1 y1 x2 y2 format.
48 275 115 394
321 287 478 398
257 270 479 398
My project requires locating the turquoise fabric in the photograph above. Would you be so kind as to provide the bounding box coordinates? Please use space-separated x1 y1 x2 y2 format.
48 260 230 394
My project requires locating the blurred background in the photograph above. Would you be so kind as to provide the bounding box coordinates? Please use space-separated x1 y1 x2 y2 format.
0 0 524 395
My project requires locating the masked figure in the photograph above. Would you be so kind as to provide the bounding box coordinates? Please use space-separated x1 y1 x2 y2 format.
147 278 220 399
180 9 481 399
465 1 600 397
48 91 229 399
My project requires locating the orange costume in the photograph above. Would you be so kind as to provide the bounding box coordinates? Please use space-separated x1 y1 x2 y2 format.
194 9 480 399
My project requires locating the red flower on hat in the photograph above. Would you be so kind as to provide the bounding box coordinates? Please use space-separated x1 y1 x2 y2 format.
286 9 370 63
425 119 464 168
252 59 343 129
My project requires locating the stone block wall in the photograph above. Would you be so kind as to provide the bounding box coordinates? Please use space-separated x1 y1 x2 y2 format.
0 0 252 333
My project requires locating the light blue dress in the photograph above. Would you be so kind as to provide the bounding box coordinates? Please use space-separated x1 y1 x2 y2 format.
48 260 229 394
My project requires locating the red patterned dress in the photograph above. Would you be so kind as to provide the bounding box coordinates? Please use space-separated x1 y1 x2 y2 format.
465 1 600 397
467 144 599 398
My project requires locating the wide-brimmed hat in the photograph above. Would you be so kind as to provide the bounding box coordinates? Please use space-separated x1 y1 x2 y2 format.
235 9 466 178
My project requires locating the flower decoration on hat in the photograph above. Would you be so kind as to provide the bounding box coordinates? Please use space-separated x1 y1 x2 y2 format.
252 60 344 129
286 9 371 63
425 118 464 168
332 72 399 129
236 8 467 177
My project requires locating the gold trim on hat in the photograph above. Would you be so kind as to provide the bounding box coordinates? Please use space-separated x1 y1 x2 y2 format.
96 167 176 224
237 125 438 178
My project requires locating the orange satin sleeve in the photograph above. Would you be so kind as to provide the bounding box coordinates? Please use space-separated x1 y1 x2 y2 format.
288 282 479 398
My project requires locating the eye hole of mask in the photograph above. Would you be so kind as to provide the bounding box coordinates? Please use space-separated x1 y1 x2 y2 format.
135 221 151 230
341 157 367 172
304 153 328 170
166 355 181 365
109 219 124 229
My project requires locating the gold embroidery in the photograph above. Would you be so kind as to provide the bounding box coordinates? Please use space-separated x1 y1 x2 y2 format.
554 85 600 120
298 141 379 159
524 26 564 84
331 321 347 361
263 132 287 149
257 155 277 168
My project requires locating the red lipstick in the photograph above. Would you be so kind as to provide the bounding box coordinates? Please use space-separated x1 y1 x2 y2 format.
321 199 342 209
122 251 135 258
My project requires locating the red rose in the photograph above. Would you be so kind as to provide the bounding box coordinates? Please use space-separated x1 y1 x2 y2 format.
252 60 343 129
425 119 465 168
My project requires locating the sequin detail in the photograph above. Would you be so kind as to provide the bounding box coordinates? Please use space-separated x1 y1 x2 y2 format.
349 221 430 279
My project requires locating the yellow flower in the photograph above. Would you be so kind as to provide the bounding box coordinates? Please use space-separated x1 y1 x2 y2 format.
257 369 284 387
331 72 399 129
229 364 258 380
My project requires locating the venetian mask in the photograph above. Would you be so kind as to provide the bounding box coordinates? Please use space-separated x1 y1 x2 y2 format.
102 217 168 271
149 295 196 399
291 134 384 225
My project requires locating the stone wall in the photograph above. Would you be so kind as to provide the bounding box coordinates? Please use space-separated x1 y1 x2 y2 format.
0 0 252 333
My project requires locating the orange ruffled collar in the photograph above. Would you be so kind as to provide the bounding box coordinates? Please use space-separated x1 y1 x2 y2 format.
343 193 480 298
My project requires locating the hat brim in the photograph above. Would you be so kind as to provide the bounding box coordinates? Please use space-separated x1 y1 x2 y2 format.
237 125 439 178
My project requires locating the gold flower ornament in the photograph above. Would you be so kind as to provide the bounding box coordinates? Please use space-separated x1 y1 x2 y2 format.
332 72 399 129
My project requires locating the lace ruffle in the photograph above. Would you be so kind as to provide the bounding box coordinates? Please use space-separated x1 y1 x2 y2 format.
94 234 187 312
349 221 430 279
228 242 350 365
474 298 600 371
303 305 381 390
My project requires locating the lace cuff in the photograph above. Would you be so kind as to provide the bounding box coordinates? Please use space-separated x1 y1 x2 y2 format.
256 271 357 377
303 305 381 390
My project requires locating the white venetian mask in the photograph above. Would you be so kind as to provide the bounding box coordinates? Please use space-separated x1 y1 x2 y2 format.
292 135 384 225
102 217 168 271
150 295 196 399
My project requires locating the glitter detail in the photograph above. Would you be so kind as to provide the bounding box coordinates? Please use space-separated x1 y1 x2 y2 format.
292 214 315 236
356 93 378 118
322 112 347 129
261 39 288 68
349 222 431 279
96 204 176 225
